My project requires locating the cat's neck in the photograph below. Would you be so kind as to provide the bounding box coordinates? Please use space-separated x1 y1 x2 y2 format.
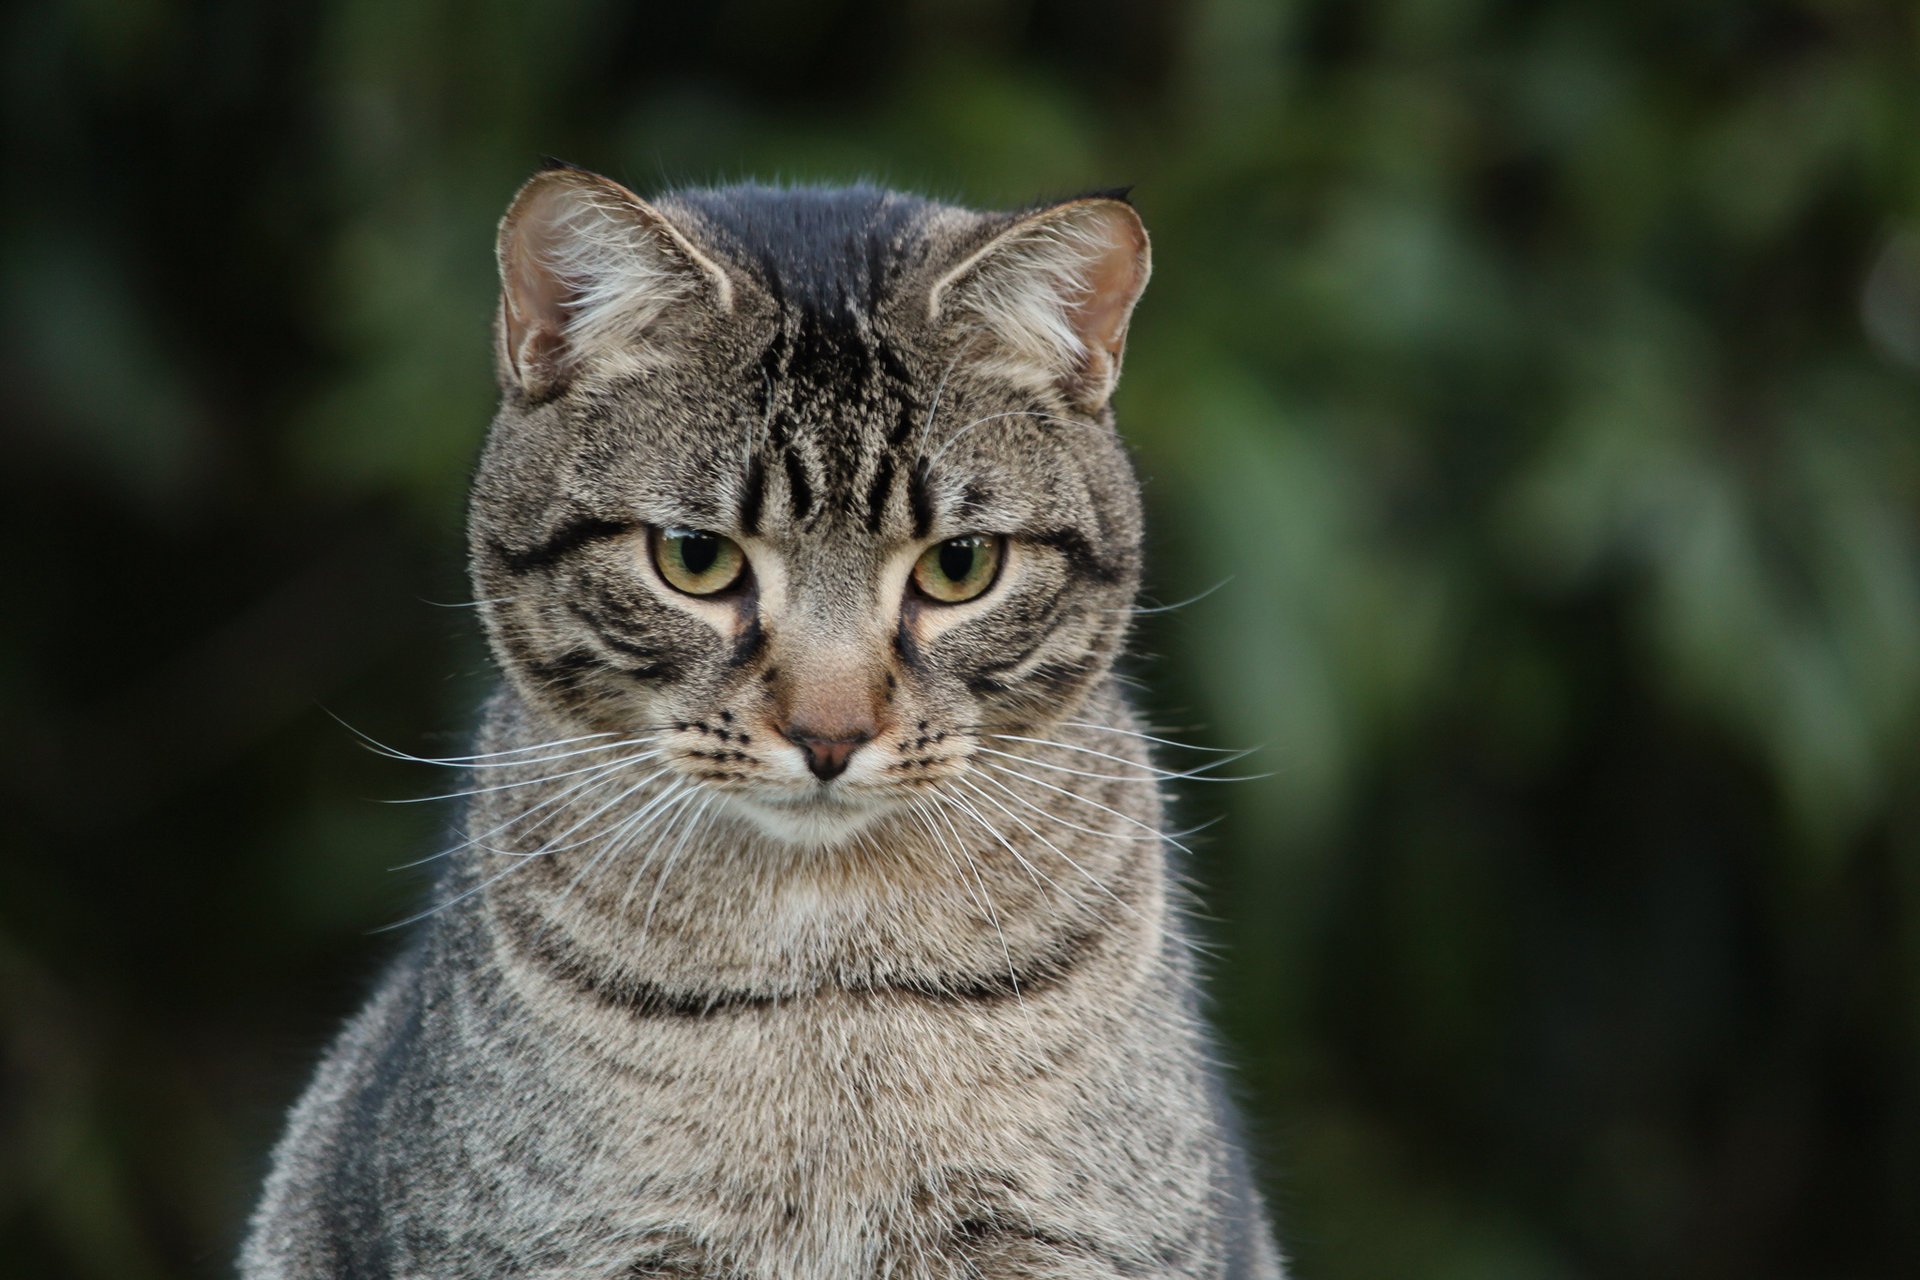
448 682 1171 1007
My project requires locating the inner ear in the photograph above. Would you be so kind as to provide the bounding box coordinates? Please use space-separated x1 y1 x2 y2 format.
495 165 732 400
929 197 1151 413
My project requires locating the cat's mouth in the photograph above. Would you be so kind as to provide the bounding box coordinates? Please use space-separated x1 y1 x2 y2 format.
730 785 891 847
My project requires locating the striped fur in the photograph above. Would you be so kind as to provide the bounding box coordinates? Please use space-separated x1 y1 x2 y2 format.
242 169 1284 1279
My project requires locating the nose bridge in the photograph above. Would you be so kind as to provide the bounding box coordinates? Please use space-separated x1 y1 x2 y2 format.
769 571 891 740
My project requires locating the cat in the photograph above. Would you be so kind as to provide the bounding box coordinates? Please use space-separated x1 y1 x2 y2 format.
241 162 1285 1279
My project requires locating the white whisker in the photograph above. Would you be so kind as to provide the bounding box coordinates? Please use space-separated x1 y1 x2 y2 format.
418 595 519 610
975 759 1188 850
511 768 673 859
950 777 1142 923
388 749 667 803
933 787 1091 919
968 768 1163 844
976 743 1261 784
1104 579 1231 617
552 781 688 912
388 764 637 870
907 797 1024 1004
1056 721 1244 754
641 792 719 935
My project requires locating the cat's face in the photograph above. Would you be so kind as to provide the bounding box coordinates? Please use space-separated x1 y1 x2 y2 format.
469 169 1149 846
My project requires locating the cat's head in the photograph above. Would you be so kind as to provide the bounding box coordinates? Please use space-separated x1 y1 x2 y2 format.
469 164 1150 846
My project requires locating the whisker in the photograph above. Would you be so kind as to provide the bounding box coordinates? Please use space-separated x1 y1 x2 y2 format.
388 765 633 870
601 788 709 922
372 844 552 934
975 759 1189 850
504 768 673 859
950 777 1142 923
641 792 719 935
614 789 704 919
417 595 519 609
1056 721 1245 755
549 783 686 919
988 733 1256 774
924 786 1046 896
328 708 627 762
1105 579 1231 617
967 768 1164 844
374 737 663 772
913 350 965 452
344 715 652 768
906 796 1023 1004
387 749 667 803
952 777 1214 963
976 744 1262 784
932 787 1092 918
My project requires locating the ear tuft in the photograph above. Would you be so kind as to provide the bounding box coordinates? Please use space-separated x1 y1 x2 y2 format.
931 198 1151 412
495 167 730 399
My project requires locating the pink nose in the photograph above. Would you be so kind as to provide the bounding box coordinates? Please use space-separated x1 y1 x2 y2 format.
785 730 870 781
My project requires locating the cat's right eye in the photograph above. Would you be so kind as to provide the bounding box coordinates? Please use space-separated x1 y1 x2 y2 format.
650 527 747 596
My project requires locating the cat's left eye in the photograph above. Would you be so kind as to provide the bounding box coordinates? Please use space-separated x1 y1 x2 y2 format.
912 535 1004 604
650 528 746 596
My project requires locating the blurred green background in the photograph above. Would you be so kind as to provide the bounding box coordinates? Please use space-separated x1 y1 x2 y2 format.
5 1 1919 1276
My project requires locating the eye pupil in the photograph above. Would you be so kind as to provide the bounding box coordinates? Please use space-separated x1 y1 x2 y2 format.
649 527 745 596
679 533 718 575
938 541 975 582
912 534 1003 604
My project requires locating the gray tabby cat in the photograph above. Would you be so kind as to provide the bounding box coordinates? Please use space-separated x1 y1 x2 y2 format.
242 163 1284 1279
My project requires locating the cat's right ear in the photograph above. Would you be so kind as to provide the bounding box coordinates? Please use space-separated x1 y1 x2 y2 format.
495 165 732 400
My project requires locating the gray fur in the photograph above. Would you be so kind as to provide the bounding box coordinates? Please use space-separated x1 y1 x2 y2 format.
243 170 1284 1279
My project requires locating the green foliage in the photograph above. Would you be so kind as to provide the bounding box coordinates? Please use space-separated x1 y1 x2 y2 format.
4 1 1917 1276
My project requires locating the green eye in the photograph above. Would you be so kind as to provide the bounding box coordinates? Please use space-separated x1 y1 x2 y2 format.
912 535 1004 604
650 527 746 596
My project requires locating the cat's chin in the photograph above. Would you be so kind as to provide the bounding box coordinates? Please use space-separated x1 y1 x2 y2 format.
724 789 892 849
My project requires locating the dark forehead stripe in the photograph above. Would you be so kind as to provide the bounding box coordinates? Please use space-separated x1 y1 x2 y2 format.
782 448 816 521
678 185 934 531
738 453 767 535
907 460 934 539
674 183 931 319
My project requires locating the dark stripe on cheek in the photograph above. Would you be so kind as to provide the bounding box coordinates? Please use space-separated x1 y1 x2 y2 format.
567 605 675 678
490 518 636 576
1025 656 1096 697
728 614 765 668
894 618 926 672
1028 528 1128 585
522 648 602 706
964 610 1063 690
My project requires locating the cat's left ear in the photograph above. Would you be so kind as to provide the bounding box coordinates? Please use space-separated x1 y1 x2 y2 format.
929 196 1150 413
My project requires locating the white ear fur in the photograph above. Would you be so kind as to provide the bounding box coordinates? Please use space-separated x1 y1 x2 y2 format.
929 198 1151 411
495 167 731 399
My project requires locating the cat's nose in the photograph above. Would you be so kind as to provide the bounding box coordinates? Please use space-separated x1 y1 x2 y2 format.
784 729 872 781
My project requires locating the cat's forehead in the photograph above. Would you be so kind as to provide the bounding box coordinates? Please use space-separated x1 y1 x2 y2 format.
607 385 1059 544
498 180 1129 551
660 183 972 318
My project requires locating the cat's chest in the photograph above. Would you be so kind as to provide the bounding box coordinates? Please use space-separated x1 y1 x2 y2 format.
496 978 1117 1279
